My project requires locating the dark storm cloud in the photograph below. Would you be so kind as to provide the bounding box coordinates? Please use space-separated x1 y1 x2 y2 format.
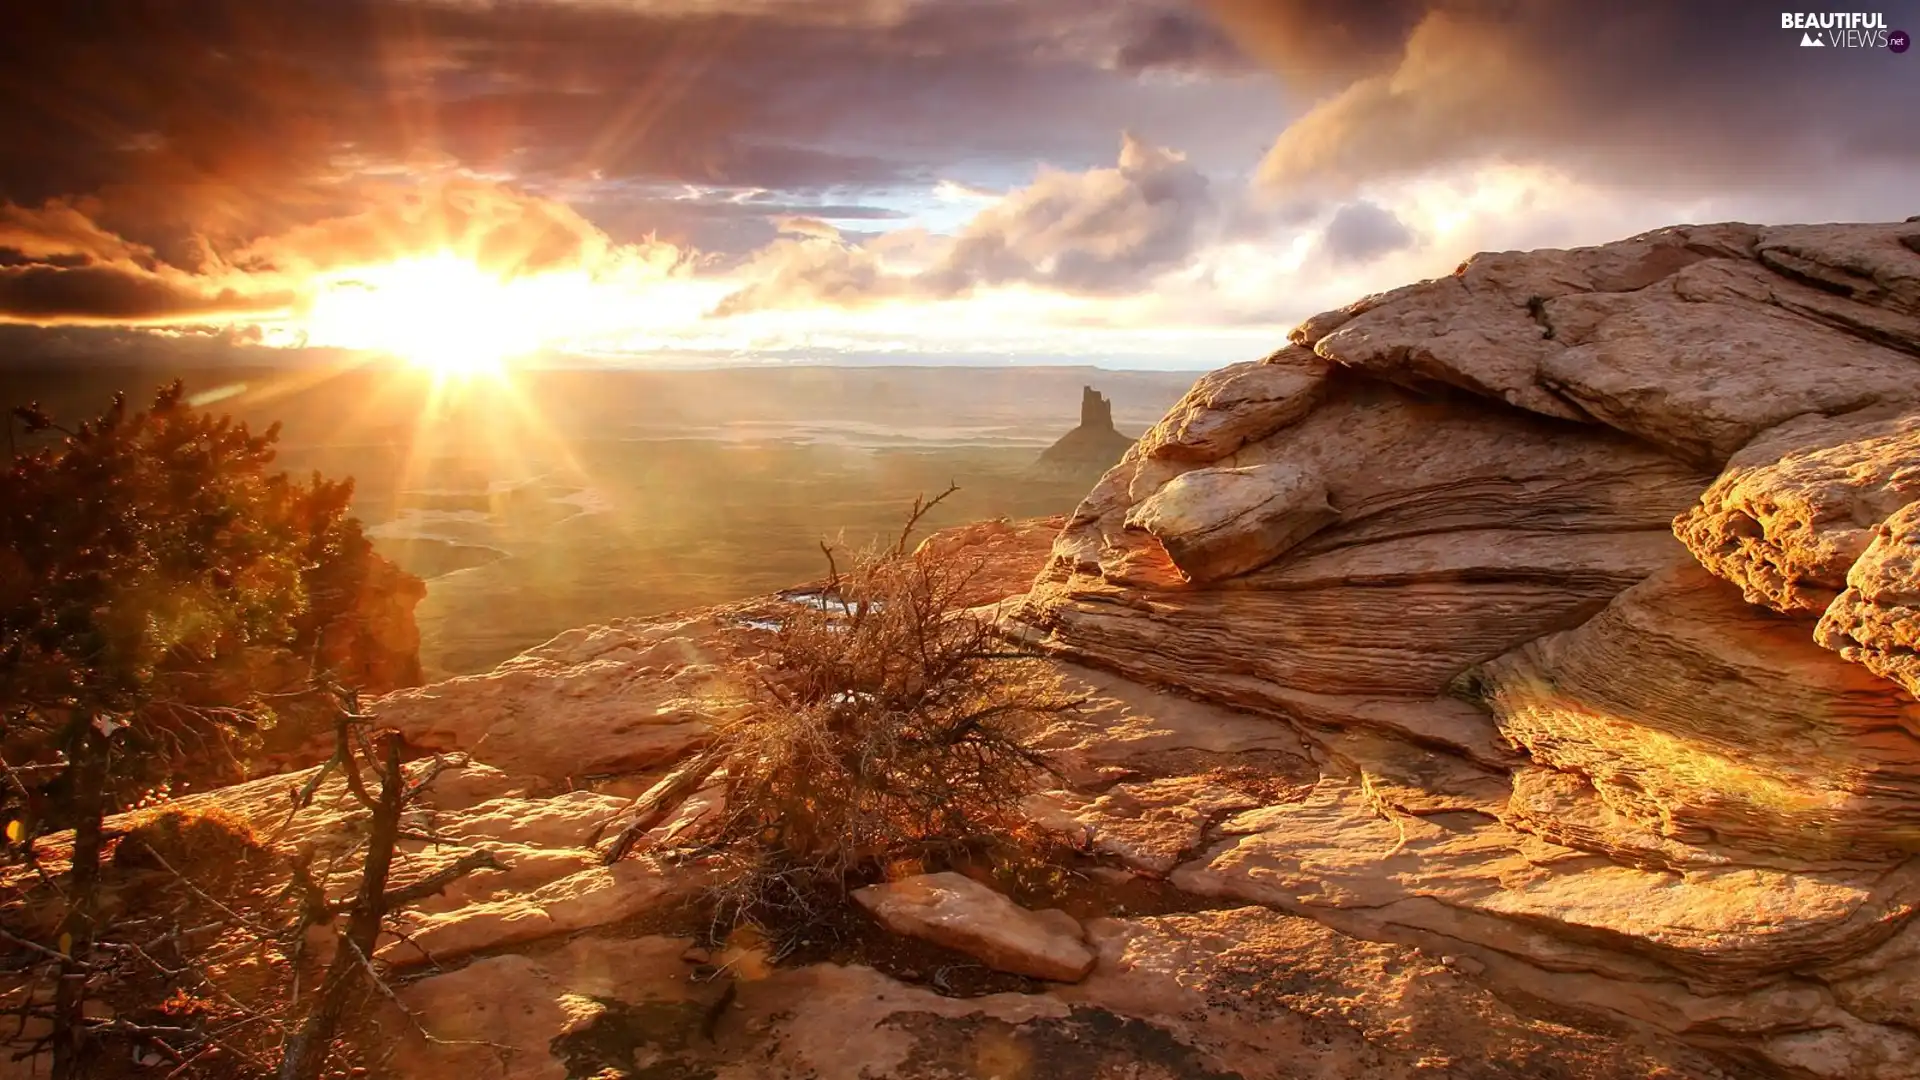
1197 0 1920 194
0 199 290 325
1319 200 1415 265
0 264 290 325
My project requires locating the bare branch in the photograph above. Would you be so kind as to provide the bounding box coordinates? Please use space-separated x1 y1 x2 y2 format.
378 850 507 910
892 481 961 559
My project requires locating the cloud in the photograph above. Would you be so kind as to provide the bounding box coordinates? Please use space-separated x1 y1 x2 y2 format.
0 200 291 325
1318 199 1417 265
0 181 685 327
1203 0 1920 199
0 200 150 265
711 238 901 317
716 132 1222 314
926 132 1216 294
235 180 634 278
0 263 292 325
1111 10 1255 73
771 217 846 240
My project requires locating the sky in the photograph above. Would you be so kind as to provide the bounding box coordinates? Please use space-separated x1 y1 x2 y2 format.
1 0 1916 371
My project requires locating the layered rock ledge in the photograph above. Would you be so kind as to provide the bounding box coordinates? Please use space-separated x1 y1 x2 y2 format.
1014 220 1920 1079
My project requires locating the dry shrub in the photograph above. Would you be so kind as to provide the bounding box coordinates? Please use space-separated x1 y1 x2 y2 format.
601 490 1082 930
110 805 270 896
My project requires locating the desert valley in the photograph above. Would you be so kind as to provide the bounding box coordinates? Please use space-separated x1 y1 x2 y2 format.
4 365 1192 677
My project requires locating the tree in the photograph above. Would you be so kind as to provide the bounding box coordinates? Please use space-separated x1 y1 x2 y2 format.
0 381 388 1078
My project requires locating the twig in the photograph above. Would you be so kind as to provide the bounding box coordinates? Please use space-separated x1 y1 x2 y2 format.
892 481 960 558
0 927 85 970
378 850 507 910
342 938 513 1054
589 752 725 861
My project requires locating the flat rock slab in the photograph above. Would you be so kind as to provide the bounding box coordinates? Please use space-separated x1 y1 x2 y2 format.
369 616 733 781
1025 778 1262 874
853 871 1096 982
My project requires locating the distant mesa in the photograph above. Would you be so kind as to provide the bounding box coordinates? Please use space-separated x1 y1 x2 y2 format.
1035 385 1136 476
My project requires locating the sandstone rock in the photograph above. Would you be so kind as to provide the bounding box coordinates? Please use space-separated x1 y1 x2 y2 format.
1756 223 1920 328
909 514 1066 608
109 756 705 970
389 936 704 1080
1310 273 1584 420
1134 347 1330 462
1174 775 1920 997
853 872 1096 982
1817 500 1920 699
1539 293 1920 466
380 856 697 967
369 616 734 780
1675 407 1920 614
1056 907 1737 1080
1021 378 1709 726
1122 462 1337 583
1294 224 1765 427
1008 219 1920 1075
1468 563 1920 862
1024 778 1261 874
383 921 1742 1080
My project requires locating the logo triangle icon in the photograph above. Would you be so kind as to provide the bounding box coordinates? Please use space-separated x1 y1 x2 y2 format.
1800 31 1824 46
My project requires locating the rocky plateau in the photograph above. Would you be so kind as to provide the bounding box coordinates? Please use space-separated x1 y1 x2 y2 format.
15 219 1920 1080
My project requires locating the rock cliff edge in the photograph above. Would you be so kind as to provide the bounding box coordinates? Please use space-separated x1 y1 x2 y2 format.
1014 219 1920 1079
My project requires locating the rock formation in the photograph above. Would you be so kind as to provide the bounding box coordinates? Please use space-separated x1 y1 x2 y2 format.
1035 385 1138 476
1015 219 1920 1078
18 221 1920 1080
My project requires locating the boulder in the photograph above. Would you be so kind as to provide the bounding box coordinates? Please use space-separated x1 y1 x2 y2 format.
1675 407 1920 614
853 872 1097 982
1818 500 1920 698
1122 462 1338 583
1134 349 1330 462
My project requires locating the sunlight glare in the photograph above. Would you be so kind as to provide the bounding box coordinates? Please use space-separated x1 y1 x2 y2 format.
299 253 573 375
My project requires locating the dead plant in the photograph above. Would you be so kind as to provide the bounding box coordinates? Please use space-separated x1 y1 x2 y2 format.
594 486 1083 931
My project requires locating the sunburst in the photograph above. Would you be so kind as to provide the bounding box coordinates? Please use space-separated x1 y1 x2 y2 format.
299 252 564 376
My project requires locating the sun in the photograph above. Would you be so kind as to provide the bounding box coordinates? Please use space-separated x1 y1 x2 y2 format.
299 252 560 375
